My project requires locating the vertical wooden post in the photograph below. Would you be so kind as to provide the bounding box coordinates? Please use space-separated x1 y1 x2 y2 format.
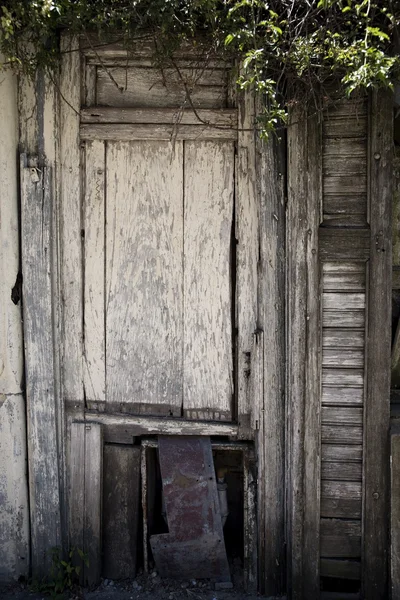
84 423 103 587
257 131 286 595
287 107 322 599
21 157 62 576
391 425 400 598
363 89 392 600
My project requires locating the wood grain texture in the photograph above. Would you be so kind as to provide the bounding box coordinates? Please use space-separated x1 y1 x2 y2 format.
362 89 392 600
103 445 140 579
183 141 234 418
287 106 321 598
21 159 61 577
68 422 85 582
60 34 83 403
83 140 106 403
81 123 237 141
321 425 363 445
322 386 364 406
81 412 238 437
236 86 258 436
322 444 363 462
322 349 364 368
321 407 363 425
96 66 228 109
321 462 362 482
84 423 103 587
106 141 183 416
319 229 370 261
322 310 365 329
321 481 362 519
81 107 237 127
322 369 364 387
320 558 361 581
256 128 285 594
320 519 361 559
322 329 365 348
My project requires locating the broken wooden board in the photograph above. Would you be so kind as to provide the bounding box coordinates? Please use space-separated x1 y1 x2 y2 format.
150 436 231 584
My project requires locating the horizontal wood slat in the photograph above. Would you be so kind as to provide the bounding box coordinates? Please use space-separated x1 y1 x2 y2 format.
321 425 363 445
81 123 238 141
321 461 362 482
319 229 370 261
323 117 367 138
321 407 363 426
81 107 238 127
322 386 364 406
320 558 361 580
322 329 365 348
322 444 362 463
322 369 364 387
320 519 361 558
323 310 365 329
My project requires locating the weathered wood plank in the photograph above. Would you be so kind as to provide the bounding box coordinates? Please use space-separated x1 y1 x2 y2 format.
21 159 61 577
321 481 362 519
106 141 183 416
323 176 367 195
322 369 364 387
323 116 367 138
321 425 363 445
103 445 140 579
96 66 228 109
183 141 234 419
322 214 368 227
322 310 365 329
236 86 258 437
81 107 237 127
321 406 363 426
322 349 364 368
322 268 366 292
323 195 367 218
320 558 361 580
363 89 392 600
60 34 83 403
323 292 365 312
319 229 370 261
322 329 365 348
84 423 103 586
323 155 367 176
320 519 361 558
83 140 106 404
256 127 285 594
85 64 97 107
323 137 367 157
322 444 363 463
321 461 362 482
322 386 364 406
80 123 238 141
68 422 85 581
287 106 321 598
82 412 238 437
391 429 400 599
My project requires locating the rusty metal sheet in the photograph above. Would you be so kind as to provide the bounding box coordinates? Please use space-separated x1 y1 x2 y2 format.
150 436 231 584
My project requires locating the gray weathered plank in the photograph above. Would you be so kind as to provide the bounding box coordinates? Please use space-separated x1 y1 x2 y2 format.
322 329 365 348
323 292 365 311
321 481 362 519
321 406 363 426
60 34 83 403
287 106 321 598
84 423 103 586
322 310 365 329
320 559 361 580
21 159 61 577
321 425 363 445
322 444 363 463
80 123 238 141
83 412 238 438
256 127 285 594
323 270 366 292
363 89 392 599
106 140 183 416
322 386 364 406
81 107 237 127
236 86 258 437
96 66 228 109
321 462 362 482
320 519 361 558
323 116 367 138
322 349 364 368
323 175 367 195
68 422 85 581
183 141 234 420
83 140 106 404
319 228 370 261
323 155 367 176
103 445 140 579
322 369 364 387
